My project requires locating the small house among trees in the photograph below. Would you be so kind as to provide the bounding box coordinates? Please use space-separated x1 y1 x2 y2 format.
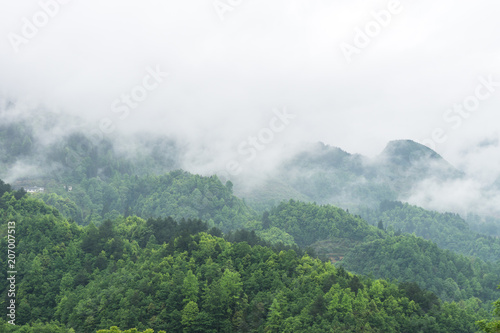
25 186 44 193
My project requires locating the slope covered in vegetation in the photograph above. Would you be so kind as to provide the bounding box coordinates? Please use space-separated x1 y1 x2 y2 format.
359 201 500 263
0 184 491 332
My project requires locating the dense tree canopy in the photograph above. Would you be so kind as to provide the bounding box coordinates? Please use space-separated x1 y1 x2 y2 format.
359 201 500 263
0 185 492 332
342 234 500 304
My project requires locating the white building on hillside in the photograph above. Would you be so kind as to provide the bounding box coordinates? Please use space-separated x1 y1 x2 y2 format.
25 186 45 193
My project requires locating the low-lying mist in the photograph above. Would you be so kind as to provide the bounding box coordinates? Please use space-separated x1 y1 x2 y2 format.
2 101 500 225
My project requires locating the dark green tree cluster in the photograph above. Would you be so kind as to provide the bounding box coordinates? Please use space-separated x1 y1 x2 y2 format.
98 328 165 333
0 321 75 332
0 179 26 203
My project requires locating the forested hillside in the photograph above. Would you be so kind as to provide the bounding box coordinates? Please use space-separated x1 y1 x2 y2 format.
2 0 500 330
0 120 180 186
39 170 255 231
342 235 500 303
359 201 500 263
262 200 500 307
2 124 500 332
262 200 381 247
237 140 464 212
0 187 492 332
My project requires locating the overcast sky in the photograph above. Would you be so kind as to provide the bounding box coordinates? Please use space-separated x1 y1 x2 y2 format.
1 0 500 181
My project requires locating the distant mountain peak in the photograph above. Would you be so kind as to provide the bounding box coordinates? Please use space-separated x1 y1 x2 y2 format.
375 140 463 184
379 140 442 165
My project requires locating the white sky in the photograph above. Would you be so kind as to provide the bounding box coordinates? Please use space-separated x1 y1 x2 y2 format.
0 0 499 181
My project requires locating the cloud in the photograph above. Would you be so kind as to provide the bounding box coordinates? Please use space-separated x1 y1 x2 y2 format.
0 0 499 217
407 177 500 218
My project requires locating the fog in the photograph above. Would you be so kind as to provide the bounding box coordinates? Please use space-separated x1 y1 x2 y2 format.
1 0 500 218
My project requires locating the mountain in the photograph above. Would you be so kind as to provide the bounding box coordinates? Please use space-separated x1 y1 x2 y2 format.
237 140 464 212
0 117 182 187
2 117 500 331
0 117 475 217
261 200 500 305
378 139 448 168
374 140 464 195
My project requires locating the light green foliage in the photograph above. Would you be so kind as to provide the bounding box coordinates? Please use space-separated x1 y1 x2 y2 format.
256 227 296 247
182 270 199 303
181 301 199 331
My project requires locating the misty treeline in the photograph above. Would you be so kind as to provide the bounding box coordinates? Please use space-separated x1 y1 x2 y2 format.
0 119 181 186
242 140 461 210
2 117 500 226
38 170 252 230
0 187 496 332
3 118 500 229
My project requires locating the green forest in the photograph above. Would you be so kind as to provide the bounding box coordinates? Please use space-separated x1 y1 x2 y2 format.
0 178 499 332
1 0 499 328
1 126 500 332
358 201 500 263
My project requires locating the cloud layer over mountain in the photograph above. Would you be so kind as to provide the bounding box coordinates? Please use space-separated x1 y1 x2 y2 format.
1 0 500 218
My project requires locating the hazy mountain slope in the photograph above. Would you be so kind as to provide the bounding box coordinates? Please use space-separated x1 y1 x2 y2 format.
233 178 313 212
0 118 483 221
30 170 256 231
236 142 395 211
0 118 182 186
358 201 500 263
242 140 464 212
373 140 464 196
342 234 500 303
